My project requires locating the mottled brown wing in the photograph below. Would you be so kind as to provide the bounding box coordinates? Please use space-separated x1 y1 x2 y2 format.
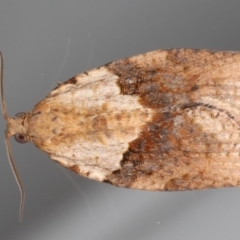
105 49 240 190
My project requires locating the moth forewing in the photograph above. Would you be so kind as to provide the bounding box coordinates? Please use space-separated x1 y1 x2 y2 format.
2 49 240 221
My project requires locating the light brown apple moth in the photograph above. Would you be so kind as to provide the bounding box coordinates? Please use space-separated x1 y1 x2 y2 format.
2 49 240 221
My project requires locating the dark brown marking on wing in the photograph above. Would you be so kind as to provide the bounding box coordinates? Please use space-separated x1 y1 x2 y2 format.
69 165 80 173
63 77 77 85
52 77 78 90
104 49 240 190
52 129 57 134
105 107 240 190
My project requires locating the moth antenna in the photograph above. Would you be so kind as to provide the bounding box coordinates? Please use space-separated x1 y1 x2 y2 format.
0 51 8 120
5 138 25 222
0 52 25 222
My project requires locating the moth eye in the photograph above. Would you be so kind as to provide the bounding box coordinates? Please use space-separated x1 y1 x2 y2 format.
14 133 28 144
14 112 25 118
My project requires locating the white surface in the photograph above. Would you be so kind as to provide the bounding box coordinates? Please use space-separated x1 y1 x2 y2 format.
1 1 240 240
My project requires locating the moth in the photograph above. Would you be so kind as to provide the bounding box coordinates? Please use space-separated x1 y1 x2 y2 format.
2 49 240 221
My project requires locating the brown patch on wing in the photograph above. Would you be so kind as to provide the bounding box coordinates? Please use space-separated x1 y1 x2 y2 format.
69 165 80 173
105 105 240 190
104 49 240 190
52 77 78 91
92 115 108 131
62 77 77 85
107 49 240 108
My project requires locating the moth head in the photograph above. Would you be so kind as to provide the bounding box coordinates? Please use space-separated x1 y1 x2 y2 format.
5 112 29 143
0 51 25 222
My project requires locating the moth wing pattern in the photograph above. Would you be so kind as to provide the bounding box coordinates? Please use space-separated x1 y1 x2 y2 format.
21 49 240 190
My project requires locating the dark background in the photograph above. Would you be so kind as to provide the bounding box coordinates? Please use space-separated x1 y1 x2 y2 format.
1 1 240 239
